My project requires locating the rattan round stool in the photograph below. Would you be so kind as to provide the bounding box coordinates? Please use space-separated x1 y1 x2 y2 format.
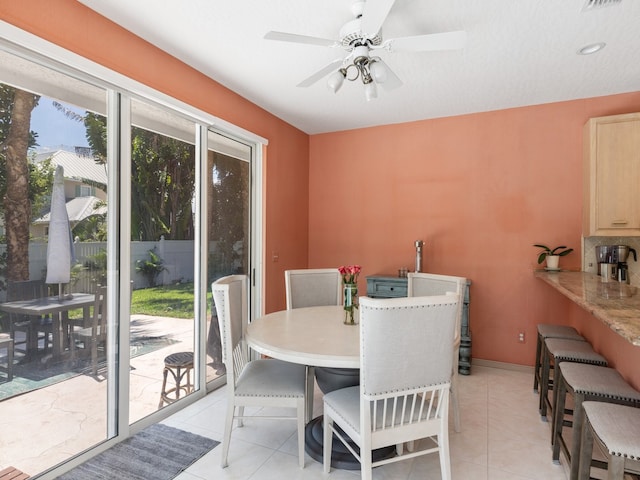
158 351 194 407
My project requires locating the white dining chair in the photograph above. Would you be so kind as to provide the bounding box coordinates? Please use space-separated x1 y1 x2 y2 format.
407 272 466 433
212 274 307 468
323 294 459 480
285 267 342 421
285 268 342 310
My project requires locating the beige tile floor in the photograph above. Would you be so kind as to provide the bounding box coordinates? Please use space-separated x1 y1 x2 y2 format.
163 365 570 480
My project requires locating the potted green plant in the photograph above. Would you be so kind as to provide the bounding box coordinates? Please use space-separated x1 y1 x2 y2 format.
533 244 574 270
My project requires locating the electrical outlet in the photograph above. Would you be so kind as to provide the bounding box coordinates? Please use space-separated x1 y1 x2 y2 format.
518 332 525 343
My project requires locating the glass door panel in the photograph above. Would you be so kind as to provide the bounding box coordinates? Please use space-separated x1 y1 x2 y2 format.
205 130 251 385
128 99 197 422
0 47 112 474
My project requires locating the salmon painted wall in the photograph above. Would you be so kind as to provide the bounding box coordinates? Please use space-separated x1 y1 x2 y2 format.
0 0 309 312
309 92 640 378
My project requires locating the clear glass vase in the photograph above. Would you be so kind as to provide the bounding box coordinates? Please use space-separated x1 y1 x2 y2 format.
343 283 358 325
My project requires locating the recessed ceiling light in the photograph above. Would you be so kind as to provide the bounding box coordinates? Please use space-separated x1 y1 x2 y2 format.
577 42 606 55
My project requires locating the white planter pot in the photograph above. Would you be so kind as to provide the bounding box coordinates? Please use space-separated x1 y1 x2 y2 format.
546 255 560 270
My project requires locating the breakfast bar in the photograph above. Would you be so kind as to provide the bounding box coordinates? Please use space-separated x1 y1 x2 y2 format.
534 271 640 346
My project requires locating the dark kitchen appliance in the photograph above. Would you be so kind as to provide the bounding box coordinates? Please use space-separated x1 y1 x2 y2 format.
615 245 637 284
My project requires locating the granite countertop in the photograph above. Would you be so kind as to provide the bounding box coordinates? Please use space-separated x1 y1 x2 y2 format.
534 270 640 346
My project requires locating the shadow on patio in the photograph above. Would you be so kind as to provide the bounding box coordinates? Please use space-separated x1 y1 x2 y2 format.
0 314 222 477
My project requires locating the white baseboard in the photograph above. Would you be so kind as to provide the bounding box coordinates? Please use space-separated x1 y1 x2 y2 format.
471 358 534 374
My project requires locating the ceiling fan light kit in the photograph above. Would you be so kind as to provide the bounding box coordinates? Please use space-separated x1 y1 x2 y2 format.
264 0 466 101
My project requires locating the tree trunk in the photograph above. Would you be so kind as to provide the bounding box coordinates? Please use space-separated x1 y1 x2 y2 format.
3 89 37 282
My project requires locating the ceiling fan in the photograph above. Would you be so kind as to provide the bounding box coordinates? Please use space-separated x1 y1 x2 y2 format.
264 0 466 100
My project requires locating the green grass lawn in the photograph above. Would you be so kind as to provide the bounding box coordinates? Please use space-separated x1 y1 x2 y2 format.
131 282 204 319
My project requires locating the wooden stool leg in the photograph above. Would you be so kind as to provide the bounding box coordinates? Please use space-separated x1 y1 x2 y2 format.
608 455 625 480
175 366 183 400
569 394 585 480
158 367 169 408
578 417 594 480
540 346 551 419
552 376 567 462
534 332 543 393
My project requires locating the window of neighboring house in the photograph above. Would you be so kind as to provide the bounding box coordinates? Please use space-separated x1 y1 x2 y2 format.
76 185 94 197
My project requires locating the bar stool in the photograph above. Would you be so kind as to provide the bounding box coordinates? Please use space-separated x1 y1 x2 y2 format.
158 351 194 407
578 402 640 480
551 362 640 479
539 338 607 421
534 324 585 393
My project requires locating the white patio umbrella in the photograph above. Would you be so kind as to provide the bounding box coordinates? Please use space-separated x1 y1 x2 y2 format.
45 165 76 299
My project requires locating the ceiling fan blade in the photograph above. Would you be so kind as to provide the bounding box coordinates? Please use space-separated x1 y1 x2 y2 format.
297 59 344 87
383 30 467 53
360 0 396 37
264 31 338 48
375 59 403 91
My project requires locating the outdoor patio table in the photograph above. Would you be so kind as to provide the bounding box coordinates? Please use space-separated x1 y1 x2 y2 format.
0 293 95 360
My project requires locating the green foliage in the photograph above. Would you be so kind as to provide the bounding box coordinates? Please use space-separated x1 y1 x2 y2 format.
533 244 574 264
135 247 167 287
84 113 196 242
130 281 198 319
83 249 108 286
209 152 249 276
73 207 107 241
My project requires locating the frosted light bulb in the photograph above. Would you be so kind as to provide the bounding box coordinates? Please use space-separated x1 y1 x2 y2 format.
364 81 377 101
370 61 387 84
327 70 345 93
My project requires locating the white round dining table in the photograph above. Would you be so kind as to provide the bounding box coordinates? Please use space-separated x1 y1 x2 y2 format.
245 305 359 369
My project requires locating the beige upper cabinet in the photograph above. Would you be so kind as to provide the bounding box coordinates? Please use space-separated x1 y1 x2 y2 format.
583 112 640 237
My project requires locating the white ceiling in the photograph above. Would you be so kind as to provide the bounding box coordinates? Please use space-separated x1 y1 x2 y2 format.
77 0 640 135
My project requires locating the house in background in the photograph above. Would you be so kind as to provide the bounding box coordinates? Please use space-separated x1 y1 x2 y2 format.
30 148 107 240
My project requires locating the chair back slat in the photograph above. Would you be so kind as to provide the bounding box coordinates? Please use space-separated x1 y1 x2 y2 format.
93 285 107 339
359 294 458 436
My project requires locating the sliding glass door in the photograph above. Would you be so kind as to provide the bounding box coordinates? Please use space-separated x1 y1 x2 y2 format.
0 37 262 477
128 98 198 422
0 47 114 473
205 130 252 385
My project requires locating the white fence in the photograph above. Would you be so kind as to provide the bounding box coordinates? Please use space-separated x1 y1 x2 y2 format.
0 238 197 300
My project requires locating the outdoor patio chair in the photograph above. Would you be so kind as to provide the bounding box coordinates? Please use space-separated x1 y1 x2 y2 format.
285 268 342 421
70 286 107 375
323 294 459 480
407 272 467 433
7 279 53 358
212 274 307 469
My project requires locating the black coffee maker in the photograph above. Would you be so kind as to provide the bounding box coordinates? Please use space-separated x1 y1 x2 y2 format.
615 245 637 284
